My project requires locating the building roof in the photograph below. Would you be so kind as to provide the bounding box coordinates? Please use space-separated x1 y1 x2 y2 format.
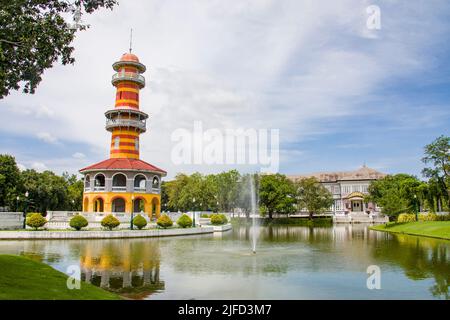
287 165 386 183
120 52 140 62
79 158 166 176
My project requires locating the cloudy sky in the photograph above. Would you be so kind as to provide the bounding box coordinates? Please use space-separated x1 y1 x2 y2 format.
1 0 450 179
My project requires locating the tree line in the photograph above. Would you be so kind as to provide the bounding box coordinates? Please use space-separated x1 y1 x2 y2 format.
366 135 449 218
1 135 448 218
0 155 83 213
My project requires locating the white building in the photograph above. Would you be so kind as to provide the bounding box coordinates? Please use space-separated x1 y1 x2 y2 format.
288 165 386 215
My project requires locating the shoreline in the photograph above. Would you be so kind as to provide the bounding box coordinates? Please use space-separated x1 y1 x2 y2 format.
0 224 232 240
370 221 450 241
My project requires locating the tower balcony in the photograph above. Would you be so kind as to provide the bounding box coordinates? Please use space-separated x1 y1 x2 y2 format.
112 72 145 88
105 118 146 132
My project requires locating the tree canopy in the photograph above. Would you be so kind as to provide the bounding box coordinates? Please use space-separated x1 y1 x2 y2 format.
295 177 333 219
0 0 117 98
0 154 83 213
422 135 450 208
259 174 296 219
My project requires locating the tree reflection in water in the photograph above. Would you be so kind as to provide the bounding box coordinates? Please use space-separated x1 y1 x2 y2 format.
370 234 449 299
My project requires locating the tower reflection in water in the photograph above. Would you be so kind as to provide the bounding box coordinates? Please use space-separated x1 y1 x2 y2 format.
78 240 164 299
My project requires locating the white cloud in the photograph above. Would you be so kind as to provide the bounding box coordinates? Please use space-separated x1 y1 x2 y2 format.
72 152 86 159
31 162 47 172
36 132 59 145
0 0 448 177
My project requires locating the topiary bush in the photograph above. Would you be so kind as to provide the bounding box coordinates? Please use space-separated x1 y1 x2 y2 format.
156 214 173 229
101 214 120 230
418 213 438 221
177 214 192 228
218 213 228 224
26 213 47 230
200 213 210 218
69 215 88 231
397 213 416 223
210 213 228 225
133 214 148 230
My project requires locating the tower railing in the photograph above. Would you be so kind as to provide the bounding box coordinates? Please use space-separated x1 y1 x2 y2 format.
105 118 146 132
111 72 145 87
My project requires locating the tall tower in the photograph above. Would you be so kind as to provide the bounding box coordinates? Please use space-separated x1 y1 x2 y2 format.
80 52 166 219
107 53 147 159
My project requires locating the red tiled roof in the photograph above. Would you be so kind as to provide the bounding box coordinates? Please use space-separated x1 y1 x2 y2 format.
80 158 166 175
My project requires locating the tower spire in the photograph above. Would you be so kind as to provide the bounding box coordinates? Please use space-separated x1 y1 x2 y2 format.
129 28 133 53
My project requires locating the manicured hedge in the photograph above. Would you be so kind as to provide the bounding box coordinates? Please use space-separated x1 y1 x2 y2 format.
101 214 120 230
69 215 88 231
26 213 47 230
177 214 192 228
133 215 147 230
157 214 173 228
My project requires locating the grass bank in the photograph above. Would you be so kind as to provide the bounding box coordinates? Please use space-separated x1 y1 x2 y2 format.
231 217 333 227
0 255 121 300
370 221 450 240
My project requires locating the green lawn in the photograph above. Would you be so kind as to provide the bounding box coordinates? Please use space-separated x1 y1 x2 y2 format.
0 255 121 300
370 221 450 240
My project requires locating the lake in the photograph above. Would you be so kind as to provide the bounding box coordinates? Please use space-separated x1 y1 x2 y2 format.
0 224 448 299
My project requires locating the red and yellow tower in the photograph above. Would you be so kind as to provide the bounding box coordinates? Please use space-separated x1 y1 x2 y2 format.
80 52 166 218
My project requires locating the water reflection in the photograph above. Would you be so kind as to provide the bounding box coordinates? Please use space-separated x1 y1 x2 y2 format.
78 241 164 299
0 225 448 299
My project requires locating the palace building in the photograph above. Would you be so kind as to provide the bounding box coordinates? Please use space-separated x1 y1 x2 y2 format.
79 52 166 218
288 165 386 215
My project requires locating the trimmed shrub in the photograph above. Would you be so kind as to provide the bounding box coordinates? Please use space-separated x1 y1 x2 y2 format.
418 213 438 221
101 214 120 230
26 212 38 218
200 213 210 218
210 214 227 225
133 214 148 230
26 213 47 230
157 214 173 229
397 213 416 223
69 215 88 231
177 214 193 228
218 214 228 224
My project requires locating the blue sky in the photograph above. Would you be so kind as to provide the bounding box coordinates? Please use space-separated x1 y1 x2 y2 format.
1 0 449 179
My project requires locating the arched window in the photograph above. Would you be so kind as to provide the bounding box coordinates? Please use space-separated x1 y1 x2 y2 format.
134 174 146 192
114 136 120 149
94 174 105 191
112 173 127 191
94 198 104 212
84 175 90 190
152 176 159 189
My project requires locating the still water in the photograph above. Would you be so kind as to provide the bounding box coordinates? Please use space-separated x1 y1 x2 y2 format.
0 224 448 300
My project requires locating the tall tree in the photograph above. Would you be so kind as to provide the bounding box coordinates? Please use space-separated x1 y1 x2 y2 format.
0 154 22 208
295 177 333 220
367 174 423 218
259 174 296 219
0 0 117 98
422 135 450 209
215 170 240 212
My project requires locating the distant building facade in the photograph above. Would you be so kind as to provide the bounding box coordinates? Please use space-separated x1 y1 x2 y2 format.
288 166 386 215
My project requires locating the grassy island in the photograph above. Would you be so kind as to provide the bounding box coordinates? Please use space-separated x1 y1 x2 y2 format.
370 221 450 240
0 255 120 300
